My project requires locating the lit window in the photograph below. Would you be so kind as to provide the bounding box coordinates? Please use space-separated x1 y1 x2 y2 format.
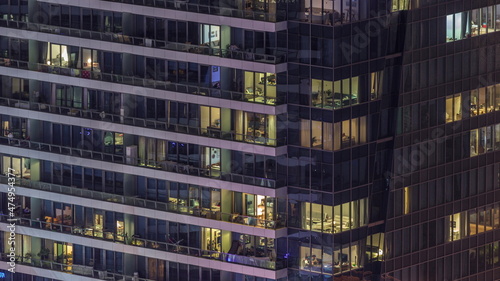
403 187 411 215
445 94 461 123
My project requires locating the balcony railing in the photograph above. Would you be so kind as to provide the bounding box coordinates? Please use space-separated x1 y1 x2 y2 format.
0 175 286 229
103 0 286 23
0 19 288 65
0 136 283 188
0 58 284 106
0 97 284 147
0 215 285 270
0 253 154 281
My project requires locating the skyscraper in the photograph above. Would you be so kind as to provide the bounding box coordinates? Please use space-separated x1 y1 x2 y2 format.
0 0 499 280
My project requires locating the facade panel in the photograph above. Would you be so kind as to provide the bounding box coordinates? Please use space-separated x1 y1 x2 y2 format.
1 0 500 281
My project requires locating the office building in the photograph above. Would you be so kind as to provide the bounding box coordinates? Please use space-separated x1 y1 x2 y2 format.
0 0 499 280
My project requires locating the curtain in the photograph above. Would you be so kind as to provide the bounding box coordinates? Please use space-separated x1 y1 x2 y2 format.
333 122 341 150
311 120 322 148
138 136 146 165
351 118 358 145
157 140 166 161
323 122 333 150
267 115 276 146
462 11 469 38
147 138 155 163
359 116 367 144
300 119 310 147
235 110 243 141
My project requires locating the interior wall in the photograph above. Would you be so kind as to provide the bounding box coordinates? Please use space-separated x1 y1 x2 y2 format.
30 159 40 181
221 108 231 132
30 197 42 221
221 189 232 216
221 25 231 48
221 230 231 253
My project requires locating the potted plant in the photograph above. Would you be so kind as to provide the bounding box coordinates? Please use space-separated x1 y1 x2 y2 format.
37 248 50 260
125 233 134 245
24 252 32 263
311 136 319 146
56 254 64 263
37 248 51 268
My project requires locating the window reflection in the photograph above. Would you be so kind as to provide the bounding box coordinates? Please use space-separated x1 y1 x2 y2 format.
403 187 411 215
199 24 220 48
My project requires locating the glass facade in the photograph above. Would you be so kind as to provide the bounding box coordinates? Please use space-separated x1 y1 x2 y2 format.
0 0 500 280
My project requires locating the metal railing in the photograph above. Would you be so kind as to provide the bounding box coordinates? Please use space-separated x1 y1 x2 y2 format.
103 0 287 23
0 19 287 65
0 58 284 106
0 253 154 281
0 215 285 270
0 136 283 188
0 97 284 147
0 175 286 229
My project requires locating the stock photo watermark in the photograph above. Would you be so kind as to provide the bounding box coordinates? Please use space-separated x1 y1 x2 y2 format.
387 75 499 188
6 168 16 273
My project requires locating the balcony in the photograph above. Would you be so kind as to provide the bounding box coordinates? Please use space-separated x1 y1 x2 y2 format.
103 0 286 23
0 58 284 106
0 97 285 147
0 136 283 188
0 20 288 65
0 253 154 281
0 215 286 271
0 175 286 229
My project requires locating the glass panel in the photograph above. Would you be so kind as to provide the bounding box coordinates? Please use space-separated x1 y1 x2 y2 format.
471 89 479 116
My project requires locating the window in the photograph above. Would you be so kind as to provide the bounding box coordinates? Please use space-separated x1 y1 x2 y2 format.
200 106 220 132
403 187 411 215
2 155 31 179
43 43 69 67
447 212 467 241
202 147 221 178
446 6 500 43
392 0 409 11
244 72 276 105
237 112 277 145
56 86 83 108
199 24 220 48
445 94 462 123
301 117 367 150
299 241 362 274
470 124 499 157
311 79 333 108
446 12 468 42
301 198 367 234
